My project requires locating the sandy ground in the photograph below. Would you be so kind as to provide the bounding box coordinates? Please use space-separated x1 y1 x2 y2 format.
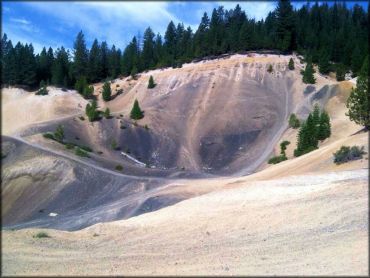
2 168 367 276
1 53 368 275
1 87 87 135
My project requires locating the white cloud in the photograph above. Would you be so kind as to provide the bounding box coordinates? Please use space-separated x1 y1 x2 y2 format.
10 18 31 25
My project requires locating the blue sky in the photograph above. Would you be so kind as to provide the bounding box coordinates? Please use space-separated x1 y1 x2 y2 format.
2 1 368 53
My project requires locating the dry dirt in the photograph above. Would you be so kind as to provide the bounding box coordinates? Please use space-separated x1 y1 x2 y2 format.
1 53 368 275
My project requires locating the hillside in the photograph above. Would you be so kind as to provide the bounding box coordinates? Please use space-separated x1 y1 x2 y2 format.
1 53 368 275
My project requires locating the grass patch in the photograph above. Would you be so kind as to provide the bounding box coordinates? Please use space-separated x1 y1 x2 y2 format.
65 143 75 149
33 231 50 238
75 147 90 157
79 145 93 152
43 132 55 140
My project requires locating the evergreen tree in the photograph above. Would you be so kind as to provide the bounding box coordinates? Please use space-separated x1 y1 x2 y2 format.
102 81 111 101
276 0 295 52
336 63 346 81
130 99 144 120
75 76 88 95
83 85 94 99
142 27 156 69
148 75 156 89
51 47 70 87
288 57 295 70
85 100 99 122
318 49 330 74
351 45 362 76
103 107 111 119
317 110 331 140
346 57 369 129
302 61 316 84
87 39 101 82
73 31 89 79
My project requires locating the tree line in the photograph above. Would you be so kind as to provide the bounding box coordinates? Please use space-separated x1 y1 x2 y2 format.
1 1 368 89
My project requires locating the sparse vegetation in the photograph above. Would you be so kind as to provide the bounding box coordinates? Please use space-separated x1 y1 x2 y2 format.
148 75 156 89
289 113 300 129
103 107 111 119
65 143 75 149
294 104 331 157
111 139 120 150
43 132 55 140
102 81 112 101
33 231 50 238
346 57 369 129
130 99 144 120
267 64 273 73
85 100 100 122
75 147 90 157
36 80 48 95
302 60 316 84
333 146 366 164
54 124 64 142
268 140 290 164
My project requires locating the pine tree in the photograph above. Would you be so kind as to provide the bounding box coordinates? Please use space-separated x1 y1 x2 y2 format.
317 110 331 140
336 63 346 81
87 39 101 83
288 58 295 70
351 45 362 76
51 47 70 87
346 57 369 129
103 107 111 119
73 31 88 79
302 61 316 84
130 99 144 120
102 82 111 101
318 49 330 74
85 100 99 122
276 0 295 52
148 75 156 89
83 85 94 99
75 76 88 95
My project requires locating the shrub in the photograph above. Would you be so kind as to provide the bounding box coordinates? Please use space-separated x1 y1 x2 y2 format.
85 100 100 122
333 146 366 164
79 145 93 152
111 139 120 150
267 64 273 73
36 80 48 95
289 114 300 128
268 155 287 164
54 124 64 142
75 76 88 95
43 132 55 140
75 147 89 157
144 124 149 130
83 85 94 99
115 165 123 171
288 58 295 70
65 143 75 149
103 107 111 119
33 231 50 238
280 141 290 154
79 116 85 121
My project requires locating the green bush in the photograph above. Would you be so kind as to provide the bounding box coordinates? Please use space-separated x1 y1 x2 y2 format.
115 165 123 171
130 99 144 120
75 147 90 157
102 82 112 101
65 143 75 149
43 132 55 140
333 146 366 164
33 231 50 238
268 155 287 164
79 145 93 152
267 64 273 73
288 58 295 70
289 114 300 128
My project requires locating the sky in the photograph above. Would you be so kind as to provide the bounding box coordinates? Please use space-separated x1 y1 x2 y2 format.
2 1 368 53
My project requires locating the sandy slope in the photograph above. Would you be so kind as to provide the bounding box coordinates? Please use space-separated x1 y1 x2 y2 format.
2 167 367 276
1 53 368 275
1 87 87 135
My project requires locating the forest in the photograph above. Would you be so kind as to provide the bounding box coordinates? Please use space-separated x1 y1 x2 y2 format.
1 0 368 89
